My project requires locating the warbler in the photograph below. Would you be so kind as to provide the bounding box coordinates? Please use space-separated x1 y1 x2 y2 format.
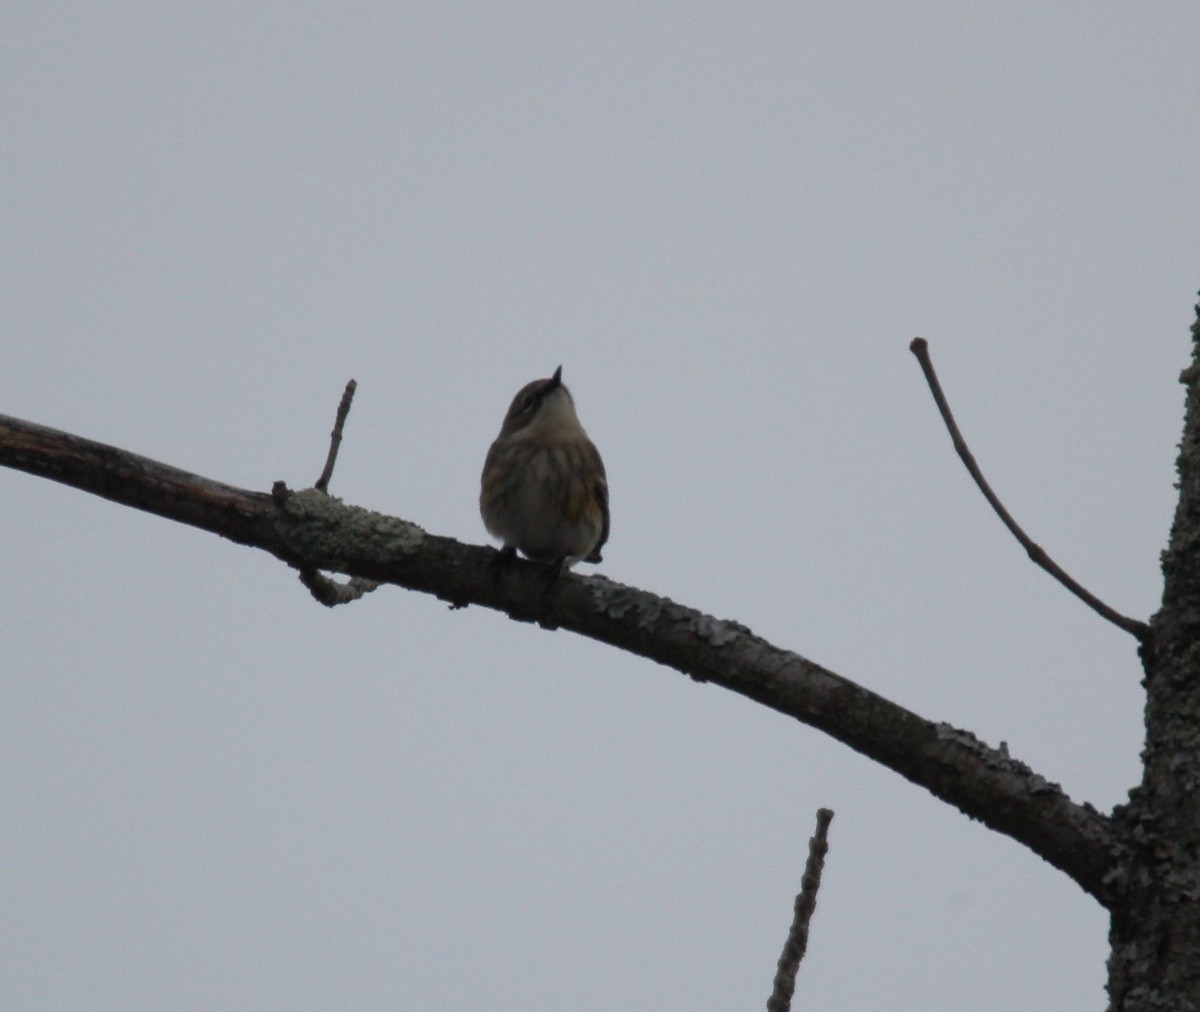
480 366 609 573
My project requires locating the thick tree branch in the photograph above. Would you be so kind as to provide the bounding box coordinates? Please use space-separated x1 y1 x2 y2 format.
0 414 278 543
0 411 1116 902
910 338 1151 642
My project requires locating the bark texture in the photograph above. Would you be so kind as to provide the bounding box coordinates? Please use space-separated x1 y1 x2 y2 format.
1107 304 1200 1010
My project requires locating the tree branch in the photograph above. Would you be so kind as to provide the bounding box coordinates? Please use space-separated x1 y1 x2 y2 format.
910 338 1151 642
0 410 1116 903
768 808 834 1012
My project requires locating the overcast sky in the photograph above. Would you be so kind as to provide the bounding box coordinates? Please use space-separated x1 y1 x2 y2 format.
3 5 1198 1009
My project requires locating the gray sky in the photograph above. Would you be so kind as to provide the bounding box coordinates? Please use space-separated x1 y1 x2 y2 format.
2 5 1196 1009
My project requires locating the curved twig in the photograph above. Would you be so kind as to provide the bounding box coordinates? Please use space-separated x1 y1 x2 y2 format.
298 567 380 606
910 338 1150 642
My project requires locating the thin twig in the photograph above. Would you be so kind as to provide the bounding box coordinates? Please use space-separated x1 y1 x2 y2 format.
315 379 357 493
909 338 1150 643
767 808 834 1012
304 381 378 605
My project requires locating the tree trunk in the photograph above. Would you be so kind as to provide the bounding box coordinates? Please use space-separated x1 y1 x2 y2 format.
1107 301 1200 1010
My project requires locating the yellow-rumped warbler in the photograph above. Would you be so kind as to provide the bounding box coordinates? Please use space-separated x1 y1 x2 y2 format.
480 366 609 573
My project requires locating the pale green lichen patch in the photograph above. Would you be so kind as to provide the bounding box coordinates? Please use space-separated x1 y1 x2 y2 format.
933 722 1062 793
585 577 748 645
587 578 667 630
275 487 426 569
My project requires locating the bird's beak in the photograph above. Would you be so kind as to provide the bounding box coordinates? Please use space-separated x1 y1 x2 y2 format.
549 365 563 389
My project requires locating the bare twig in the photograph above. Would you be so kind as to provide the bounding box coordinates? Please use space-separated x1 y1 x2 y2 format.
909 338 1150 643
315 379 357 493
305 380 378 604
768 808 834 1012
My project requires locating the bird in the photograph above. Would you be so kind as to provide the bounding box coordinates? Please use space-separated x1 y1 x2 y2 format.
480 366 609 576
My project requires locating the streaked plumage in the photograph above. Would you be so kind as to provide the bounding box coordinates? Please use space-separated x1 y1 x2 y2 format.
480 366 609 568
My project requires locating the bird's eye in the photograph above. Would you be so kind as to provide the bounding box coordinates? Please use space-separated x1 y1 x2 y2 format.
521 394 538 414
